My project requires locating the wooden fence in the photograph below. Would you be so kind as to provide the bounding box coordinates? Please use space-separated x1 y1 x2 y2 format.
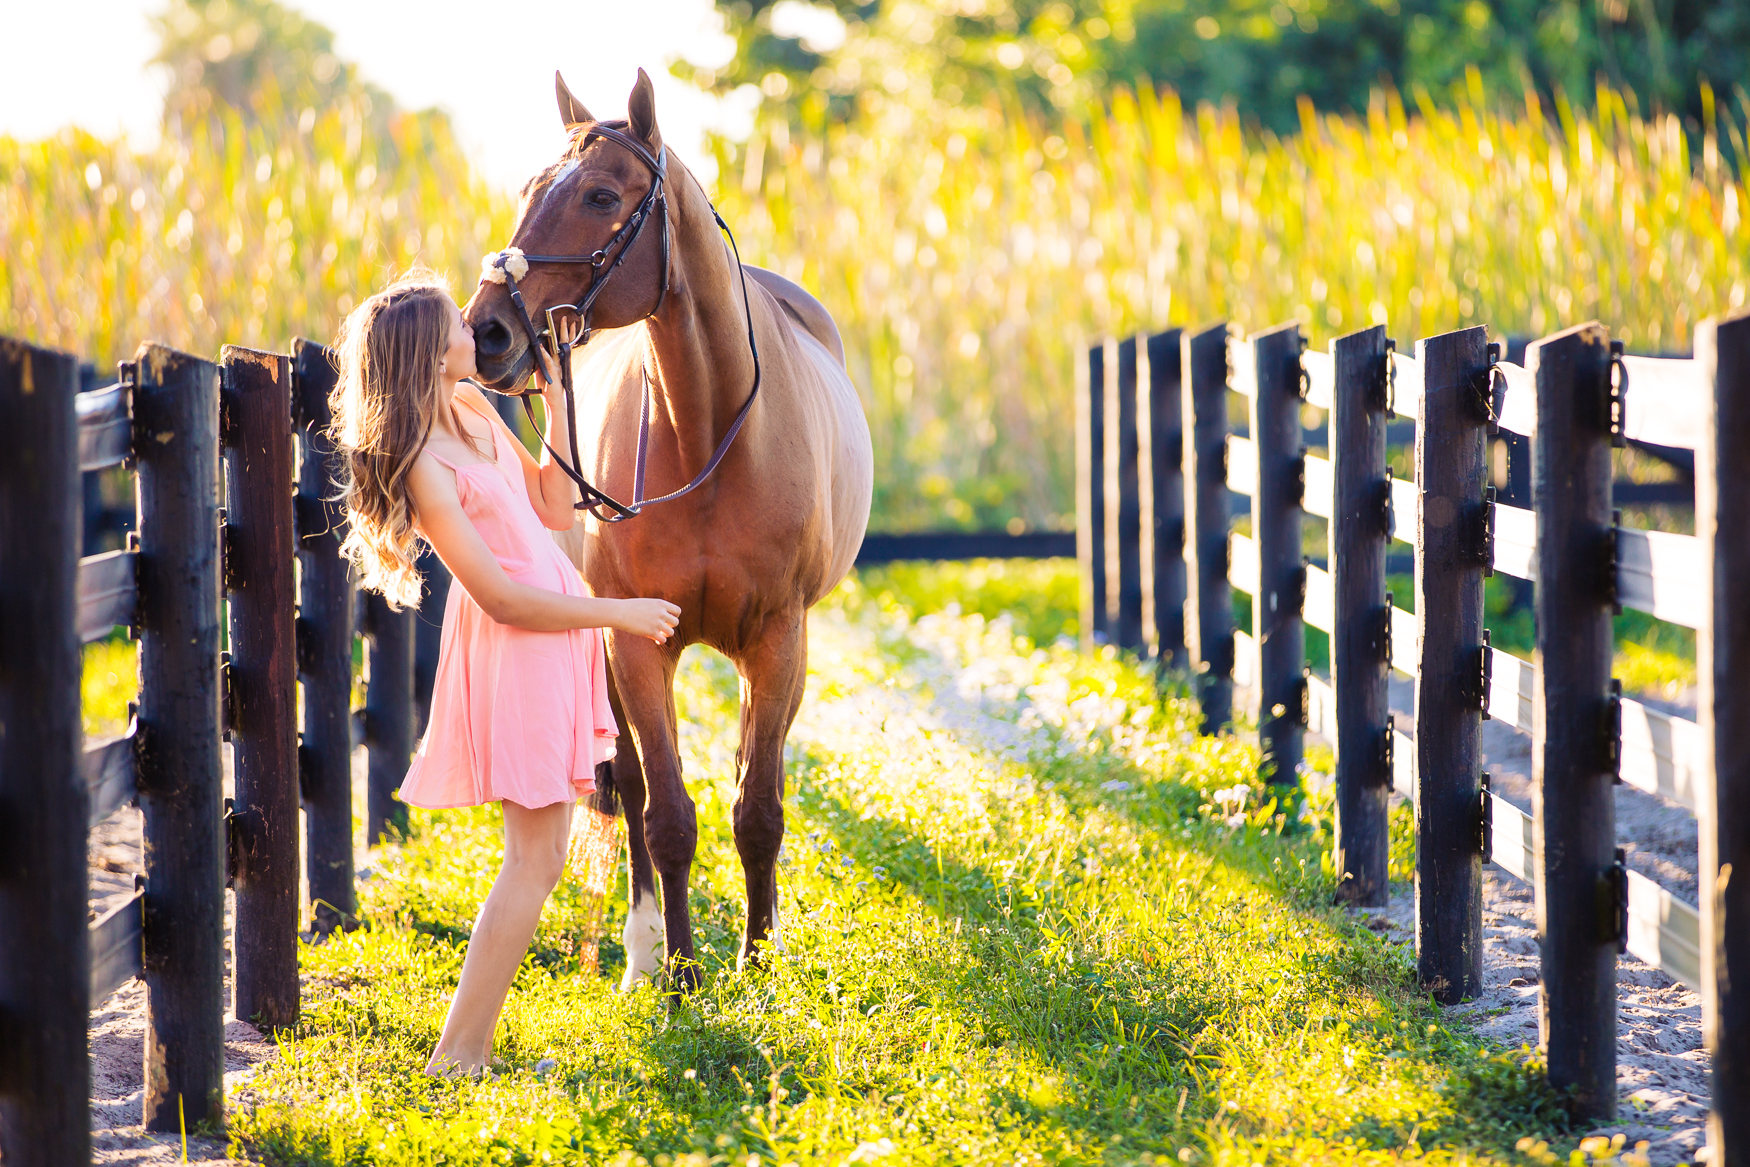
1079 314 1750 1151
0 334 426 1164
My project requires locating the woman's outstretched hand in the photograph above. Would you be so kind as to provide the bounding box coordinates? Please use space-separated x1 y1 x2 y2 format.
615 598 682 644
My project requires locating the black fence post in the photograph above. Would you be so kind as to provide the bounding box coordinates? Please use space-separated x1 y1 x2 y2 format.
133 344 226 1132
1531 322 1618 1118
1106 336 1144 651
493 391 523 433
1077 342 1107 649
1413 326 1490 1002
1330 324 1392 907
1696 310 1750 1161
1182 323 1233 732
0 338 87 1165
1250 322 1305 786
362 592 415 843
1145 328 1187 671
291 340 356 934
220 346 300 1030
414 546 452 736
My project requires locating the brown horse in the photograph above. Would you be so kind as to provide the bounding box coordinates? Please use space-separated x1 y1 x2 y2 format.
462 69 872 989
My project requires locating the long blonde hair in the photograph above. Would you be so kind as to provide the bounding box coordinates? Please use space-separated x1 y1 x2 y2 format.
329 270 482 609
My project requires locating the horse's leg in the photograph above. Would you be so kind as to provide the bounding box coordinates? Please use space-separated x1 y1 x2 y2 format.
602 666 665 990
733 612 808 969
609 635 700 991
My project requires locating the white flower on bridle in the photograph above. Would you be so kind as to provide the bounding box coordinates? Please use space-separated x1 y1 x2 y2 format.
480 247 529 284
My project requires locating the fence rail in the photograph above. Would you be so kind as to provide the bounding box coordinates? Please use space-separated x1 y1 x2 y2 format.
1079 310 1749 1151
0 332 425 1165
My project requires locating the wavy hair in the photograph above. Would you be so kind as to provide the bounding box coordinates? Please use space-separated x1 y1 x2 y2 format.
329 270 482 609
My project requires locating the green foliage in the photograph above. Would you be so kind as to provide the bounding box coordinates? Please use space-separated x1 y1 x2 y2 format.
712 80 1749 529
1446 1049 1574 1132
231 565 1581 1164
701 0 1750 136
152 0 389 134
1 0 513 372
1615 638 1695 698
848 557 1079 645
12 0 1750 538
82 635 136 739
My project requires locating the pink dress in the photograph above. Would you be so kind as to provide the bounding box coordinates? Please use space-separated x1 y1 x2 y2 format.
399 395 617 810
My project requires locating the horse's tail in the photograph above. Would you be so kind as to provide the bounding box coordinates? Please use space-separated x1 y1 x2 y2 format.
589 760 621 818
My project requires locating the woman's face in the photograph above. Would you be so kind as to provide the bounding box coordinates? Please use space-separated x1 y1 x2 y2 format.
441 298 477 380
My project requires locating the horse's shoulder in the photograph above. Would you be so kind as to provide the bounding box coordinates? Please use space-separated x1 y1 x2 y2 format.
744 265 845 366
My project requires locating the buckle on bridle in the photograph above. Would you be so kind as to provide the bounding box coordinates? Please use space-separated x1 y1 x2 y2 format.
542 303 586 357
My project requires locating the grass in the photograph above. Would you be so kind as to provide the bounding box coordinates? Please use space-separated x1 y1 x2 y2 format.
714 79 1750 529
851 557 1080 648
1 98 513 381
215 563 1643 1167
82 635 136 739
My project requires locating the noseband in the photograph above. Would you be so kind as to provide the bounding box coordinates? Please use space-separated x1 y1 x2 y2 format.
478 122 762 522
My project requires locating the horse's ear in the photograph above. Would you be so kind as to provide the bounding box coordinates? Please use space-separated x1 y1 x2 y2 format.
556 71 593 130
627 68 663 153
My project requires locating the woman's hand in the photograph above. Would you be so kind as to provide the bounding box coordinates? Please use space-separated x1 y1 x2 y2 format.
614 598 682 644
532 315 579 395
532 343 564 392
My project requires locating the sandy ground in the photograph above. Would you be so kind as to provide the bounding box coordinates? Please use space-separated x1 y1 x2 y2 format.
81 745 373 1163
1337 678 1711 1166
1356 875 1709 1166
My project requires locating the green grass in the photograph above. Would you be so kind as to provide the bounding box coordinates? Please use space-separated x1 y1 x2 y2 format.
221 564 1615 1167
82 635 136 739
851 557 1080 648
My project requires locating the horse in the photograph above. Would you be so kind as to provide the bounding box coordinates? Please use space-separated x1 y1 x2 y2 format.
462 68 873 991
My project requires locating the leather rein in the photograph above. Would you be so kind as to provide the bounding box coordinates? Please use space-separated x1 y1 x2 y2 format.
478 122 762 523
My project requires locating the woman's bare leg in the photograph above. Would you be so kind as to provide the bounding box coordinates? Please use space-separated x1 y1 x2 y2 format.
426 799 572 1074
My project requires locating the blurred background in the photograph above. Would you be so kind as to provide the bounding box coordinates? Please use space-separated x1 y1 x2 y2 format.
3 0 1747 533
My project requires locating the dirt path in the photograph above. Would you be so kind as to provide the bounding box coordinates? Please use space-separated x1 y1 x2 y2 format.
1356 876 1708 1166
1326 678 1712 1166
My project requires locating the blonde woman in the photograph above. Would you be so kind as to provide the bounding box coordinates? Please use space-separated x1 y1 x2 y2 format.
330 271 679 1075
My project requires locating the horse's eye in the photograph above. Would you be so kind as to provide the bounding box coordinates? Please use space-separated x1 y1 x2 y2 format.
586 189 619 209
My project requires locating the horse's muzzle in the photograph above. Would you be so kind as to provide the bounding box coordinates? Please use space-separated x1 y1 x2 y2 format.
462 303 534 391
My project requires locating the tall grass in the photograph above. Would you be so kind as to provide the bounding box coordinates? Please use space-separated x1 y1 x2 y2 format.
5 77 1746 529
0 91 512 370
712 80 1750 528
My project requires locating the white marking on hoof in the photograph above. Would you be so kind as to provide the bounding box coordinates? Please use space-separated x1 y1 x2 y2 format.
619 898 665 991
769 903 787 954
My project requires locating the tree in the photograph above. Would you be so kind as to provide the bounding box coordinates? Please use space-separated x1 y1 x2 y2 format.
151 0 431 144
683 0 1750 133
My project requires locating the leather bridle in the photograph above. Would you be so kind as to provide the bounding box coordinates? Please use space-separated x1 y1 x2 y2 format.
478 121 762 522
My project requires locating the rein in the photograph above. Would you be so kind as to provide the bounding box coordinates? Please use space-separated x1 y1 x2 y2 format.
478 122 763 523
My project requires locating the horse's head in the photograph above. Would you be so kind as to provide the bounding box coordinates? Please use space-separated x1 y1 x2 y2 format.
464 69 671 390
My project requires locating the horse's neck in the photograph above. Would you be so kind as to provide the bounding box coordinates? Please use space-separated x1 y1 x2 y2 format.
646 180 761 462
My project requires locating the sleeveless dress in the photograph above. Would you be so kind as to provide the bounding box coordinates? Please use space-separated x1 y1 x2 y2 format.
399 394 617 811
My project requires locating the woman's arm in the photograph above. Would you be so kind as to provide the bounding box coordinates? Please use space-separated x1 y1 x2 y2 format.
405 455 679 640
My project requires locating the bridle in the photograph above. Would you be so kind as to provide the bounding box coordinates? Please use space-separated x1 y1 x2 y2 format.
477 121 762 522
